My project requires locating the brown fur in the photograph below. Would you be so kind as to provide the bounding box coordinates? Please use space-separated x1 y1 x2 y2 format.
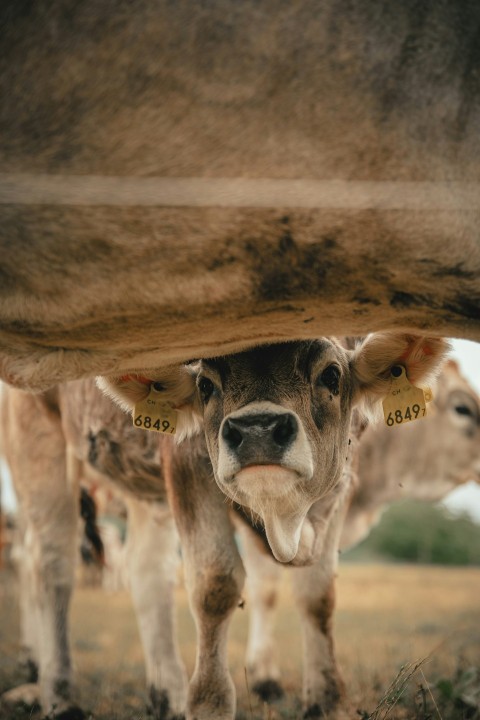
1 1 479 392
307 582 336 639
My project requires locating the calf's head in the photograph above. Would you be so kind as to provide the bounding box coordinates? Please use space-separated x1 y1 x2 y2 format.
430 359 480 487
99 333 449 562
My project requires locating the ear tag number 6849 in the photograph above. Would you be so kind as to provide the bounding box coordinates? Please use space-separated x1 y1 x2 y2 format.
382 365 432 428
133 387 177 435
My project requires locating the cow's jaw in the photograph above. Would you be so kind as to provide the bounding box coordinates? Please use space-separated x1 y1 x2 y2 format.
233 465 314 561
214 401 321 562
223 465 315 562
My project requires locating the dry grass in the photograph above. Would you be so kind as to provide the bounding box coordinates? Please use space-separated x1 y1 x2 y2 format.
0 563 479 719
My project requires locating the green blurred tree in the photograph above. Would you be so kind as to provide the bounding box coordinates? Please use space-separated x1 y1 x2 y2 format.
342 501 480 565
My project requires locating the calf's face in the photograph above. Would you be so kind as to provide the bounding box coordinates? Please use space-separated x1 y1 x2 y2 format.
196 340 352 560
99 332 449 562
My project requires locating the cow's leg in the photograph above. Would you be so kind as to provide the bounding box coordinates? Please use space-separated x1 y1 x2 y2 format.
14 514 40 684
124 496 187 720
236 521 284 702
291 504 346 719
3 397 81 718
165 444 245 720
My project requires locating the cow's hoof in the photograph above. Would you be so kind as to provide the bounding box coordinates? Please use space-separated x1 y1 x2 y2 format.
252 679 284 702
18 647 39 684
148 686 185 720
22 658 39 683
304 701 343 719
304 704 325 719
53 706 87 720
2 682 41 709
27 660 39 683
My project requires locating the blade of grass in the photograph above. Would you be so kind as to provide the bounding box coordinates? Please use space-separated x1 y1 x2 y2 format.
368 658 427 720
419 668 443 720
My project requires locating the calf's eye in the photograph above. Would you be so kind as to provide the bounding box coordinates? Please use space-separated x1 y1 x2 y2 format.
454 404 473 417
198 377 215 402
319 364 341 395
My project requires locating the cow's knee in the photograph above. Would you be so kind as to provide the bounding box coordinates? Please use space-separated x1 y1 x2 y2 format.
194 567 244 620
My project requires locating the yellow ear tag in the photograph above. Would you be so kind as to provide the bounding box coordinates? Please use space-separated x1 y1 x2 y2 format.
382 365 432 428
133 386 177 435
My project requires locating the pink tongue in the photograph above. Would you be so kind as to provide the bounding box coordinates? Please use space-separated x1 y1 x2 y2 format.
263 510 308 563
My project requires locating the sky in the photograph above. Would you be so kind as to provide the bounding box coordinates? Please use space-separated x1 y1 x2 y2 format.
1 338 480 520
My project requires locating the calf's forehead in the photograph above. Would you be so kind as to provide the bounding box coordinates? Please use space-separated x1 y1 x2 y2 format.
201 339 346 393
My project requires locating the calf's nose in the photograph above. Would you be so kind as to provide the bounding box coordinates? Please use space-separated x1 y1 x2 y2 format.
222 412 298 461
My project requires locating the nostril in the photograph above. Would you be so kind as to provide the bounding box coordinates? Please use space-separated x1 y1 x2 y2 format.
222 420 243 450
273 414 298 447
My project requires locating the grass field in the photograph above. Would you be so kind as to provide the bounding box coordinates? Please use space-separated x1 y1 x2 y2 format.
0 563 479 720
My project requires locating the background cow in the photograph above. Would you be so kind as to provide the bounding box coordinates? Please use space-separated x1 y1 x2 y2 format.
0 380 187 720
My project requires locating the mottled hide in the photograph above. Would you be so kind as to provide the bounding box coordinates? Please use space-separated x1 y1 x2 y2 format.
1 1 480 391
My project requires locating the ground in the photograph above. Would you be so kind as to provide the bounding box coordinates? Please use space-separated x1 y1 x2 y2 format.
0 563 478 720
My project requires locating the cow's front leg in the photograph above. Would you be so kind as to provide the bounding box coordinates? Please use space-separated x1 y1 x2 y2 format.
293 569 345 718
291 500 347 718
124 496 187 720
164 441 245 720
235 520 284 702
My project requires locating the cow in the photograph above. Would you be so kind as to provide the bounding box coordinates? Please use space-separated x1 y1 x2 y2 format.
2 332 448 719
237 358 480 701
103 331 450 719
0 380 188 720
344 358 480 546
0 1 479 394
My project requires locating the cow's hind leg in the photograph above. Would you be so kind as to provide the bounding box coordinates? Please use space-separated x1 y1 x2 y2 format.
165 442 245 720
124 496 187 720
236 520 284 702
2 393 82 719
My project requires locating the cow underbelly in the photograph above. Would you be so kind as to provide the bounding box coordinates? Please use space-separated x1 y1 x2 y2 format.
1 0 479 390
1 203 479 390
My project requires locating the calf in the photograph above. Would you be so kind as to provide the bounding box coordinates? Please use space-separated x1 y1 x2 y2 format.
104 331 449 719
237 359 480 701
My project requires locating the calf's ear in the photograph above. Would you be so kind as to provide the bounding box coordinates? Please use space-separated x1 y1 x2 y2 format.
96 364 202 441
351 333 451 419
